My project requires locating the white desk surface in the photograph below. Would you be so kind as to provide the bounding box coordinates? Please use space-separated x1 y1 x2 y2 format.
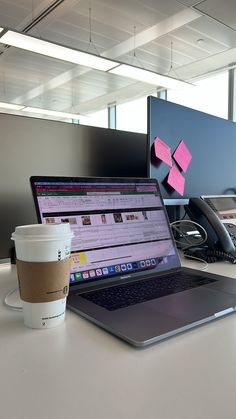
1 258 236 419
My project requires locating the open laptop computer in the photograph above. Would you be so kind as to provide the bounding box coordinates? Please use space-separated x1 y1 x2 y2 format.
30 176 236 347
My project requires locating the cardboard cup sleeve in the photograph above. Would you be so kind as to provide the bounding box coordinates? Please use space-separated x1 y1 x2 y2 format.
16 259 71 303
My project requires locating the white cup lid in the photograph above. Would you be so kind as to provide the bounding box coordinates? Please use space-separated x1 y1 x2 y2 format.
11 223 74 241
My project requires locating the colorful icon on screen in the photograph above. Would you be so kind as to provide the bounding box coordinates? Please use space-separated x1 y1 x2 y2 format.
75 272 82 281
96 268 102 276
89 270 96 278
70 274 76 282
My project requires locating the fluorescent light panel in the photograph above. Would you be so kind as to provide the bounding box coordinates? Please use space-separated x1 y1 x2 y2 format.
23 106 80 120
109 64 192 90
0 102 79 119
0 102 24 110
0 28 192 90
0 30 118 72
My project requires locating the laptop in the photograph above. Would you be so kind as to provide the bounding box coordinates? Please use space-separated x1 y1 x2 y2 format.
30 176 236 347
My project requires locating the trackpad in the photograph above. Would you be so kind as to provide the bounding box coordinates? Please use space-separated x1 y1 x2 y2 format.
148 287 236 322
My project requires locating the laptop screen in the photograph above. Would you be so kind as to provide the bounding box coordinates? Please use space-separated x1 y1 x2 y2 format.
30 177 180 287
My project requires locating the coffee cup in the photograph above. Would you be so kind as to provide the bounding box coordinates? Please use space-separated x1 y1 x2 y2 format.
11 223 74 329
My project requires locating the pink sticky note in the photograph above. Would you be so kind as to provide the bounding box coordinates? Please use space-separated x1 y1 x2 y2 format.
173 140 192 172
167 165 185 196
154 137 172 167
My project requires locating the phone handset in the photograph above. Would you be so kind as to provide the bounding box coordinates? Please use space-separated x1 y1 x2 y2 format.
185 198 236 256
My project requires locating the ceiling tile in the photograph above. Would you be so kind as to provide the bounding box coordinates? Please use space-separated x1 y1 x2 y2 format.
0 0 236 115
194 0 236 30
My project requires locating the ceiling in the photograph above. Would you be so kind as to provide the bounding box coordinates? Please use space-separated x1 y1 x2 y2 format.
0 0 236 118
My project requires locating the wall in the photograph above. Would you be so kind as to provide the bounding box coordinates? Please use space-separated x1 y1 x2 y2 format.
0 113 148 259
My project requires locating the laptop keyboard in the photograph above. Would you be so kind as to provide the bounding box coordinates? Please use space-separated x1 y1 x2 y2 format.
80 272 217 311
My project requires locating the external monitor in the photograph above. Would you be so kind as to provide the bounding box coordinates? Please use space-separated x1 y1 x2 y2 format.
0 113 148 260
147 96 236 204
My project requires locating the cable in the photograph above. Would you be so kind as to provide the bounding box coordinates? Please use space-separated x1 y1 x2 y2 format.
182 253 209 271
3 287 22 311
170 219 208 250
206 249 236 264
183 246 236 264
171 218 236 264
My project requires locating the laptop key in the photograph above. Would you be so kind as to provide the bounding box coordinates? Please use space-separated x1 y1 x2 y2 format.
81 272 217 311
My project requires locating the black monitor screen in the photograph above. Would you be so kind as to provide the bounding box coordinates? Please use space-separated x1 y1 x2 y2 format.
0 113 148 260
148 96 236 203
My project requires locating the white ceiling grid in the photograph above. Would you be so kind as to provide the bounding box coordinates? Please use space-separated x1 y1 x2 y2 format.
0 0 236 116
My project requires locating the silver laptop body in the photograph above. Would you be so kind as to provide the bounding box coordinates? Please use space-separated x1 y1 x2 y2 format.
30 176 236 347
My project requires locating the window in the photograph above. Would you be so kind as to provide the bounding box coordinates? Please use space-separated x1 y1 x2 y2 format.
77 72 229 130
78 109 108 128
167 72 228 119
116 96 148 133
